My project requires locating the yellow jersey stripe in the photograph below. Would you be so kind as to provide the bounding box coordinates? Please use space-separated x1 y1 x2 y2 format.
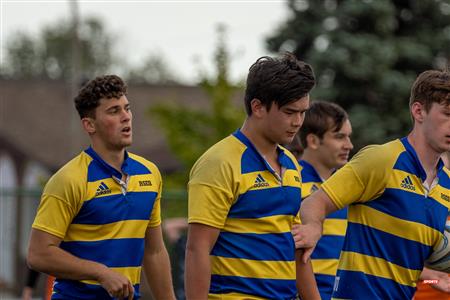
348 205 440 246
224 215 293 234
64 220 148 241
81 266 141 285
323 218 347 236
312 258 339 276
211 256 295 280
339 251 420 287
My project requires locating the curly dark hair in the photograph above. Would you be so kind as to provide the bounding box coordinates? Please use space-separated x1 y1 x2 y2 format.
244 52 315 115
74 75 128 119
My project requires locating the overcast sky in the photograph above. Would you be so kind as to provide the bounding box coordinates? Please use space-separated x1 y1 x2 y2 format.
1 0 289 84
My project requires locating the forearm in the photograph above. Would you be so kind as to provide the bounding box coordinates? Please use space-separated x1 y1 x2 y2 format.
185 247 212 300
143 247 175 300
295 250 320 300
300 190 336 225
28 243 106 281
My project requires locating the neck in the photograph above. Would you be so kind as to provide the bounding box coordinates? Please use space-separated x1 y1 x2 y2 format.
407 130 440 179
241 119 278 159
91 141 126 173
301 149 333 180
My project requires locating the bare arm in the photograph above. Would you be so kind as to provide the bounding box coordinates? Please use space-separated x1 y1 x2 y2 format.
295 250 320 300
294 189 338 262
142 225 176 300
27 228 134 299
185 223 220 300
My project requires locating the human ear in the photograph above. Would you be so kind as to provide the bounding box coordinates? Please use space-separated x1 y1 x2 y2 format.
307 134 321 150
250 98 266 117
81 117 96 134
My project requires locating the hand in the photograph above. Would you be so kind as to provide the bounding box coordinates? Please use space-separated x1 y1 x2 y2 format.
97 268 134 299
429 271 450 293
292 223 322 263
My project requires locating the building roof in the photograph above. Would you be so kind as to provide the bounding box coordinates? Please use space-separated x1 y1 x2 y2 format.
1 78 240 173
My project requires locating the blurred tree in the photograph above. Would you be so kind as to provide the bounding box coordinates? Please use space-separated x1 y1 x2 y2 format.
126 52 179 84
2 17 115 80
149 24 245 188
266 0 450 149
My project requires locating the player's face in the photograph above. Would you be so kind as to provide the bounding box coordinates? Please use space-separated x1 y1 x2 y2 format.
92 95 132 150
316 119 353 169
423 102 450 154
264 95 310 145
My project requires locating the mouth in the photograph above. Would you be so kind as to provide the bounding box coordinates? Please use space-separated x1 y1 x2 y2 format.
122 126 132 135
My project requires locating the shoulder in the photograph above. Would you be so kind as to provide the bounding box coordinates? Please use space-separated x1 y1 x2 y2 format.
350 139 404 171
42 152 91 203
128 152 161 176
193 135 245 172
45 152 90 189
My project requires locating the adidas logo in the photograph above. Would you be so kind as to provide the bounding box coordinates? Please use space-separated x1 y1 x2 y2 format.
400 176 415 191
253 174 269 188
96 182 112 196
442 193 450 202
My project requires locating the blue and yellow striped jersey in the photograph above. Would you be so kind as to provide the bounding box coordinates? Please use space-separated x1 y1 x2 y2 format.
32 147 162 300
321 137 450 300
188 130 302 300
300 160 347 300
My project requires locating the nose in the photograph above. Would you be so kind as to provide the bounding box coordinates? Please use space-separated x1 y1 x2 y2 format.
344 137 353 150
293 112 304 127
121 108 132 122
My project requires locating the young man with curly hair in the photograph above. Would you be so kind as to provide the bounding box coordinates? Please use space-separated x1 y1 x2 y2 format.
28 75 175 300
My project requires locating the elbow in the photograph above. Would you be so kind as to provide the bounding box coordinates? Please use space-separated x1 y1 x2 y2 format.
27 250 39 271
27 246 46 272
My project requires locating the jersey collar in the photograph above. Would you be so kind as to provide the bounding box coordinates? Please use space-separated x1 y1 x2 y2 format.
84 146 131 178
400 137 444 182
233 129 292 171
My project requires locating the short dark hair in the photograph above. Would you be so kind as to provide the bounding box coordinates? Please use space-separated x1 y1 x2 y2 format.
299 101 348 148
74 75 128 119
409 70 450 112
244 52 315 115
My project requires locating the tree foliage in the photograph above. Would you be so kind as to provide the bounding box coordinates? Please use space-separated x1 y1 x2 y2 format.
3 17 115 80
266 0 450 149
149 25 245 188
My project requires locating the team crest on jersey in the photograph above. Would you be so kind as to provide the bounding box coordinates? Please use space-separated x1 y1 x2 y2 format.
253 174 269 188
96 182 112 196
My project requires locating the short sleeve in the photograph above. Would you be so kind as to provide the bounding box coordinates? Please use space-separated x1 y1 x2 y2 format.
322 144 397 209
188 154 235 229
148 168 162 228
32 172 84 238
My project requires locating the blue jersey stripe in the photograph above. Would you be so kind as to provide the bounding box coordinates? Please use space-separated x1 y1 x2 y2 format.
211 232 295 261
366 189 448 232
210 275 296 299
228 186 301 218
315 273 335 300
299 160 322 183
72 191 157 225
333 269 415 300
342 222 432 270
60 238 144 267
124 158 152 176
311 235 345 260
327 207 348 219
53 280 140 300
